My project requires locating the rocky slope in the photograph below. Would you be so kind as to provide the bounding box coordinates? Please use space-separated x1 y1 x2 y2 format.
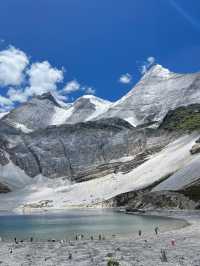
97 65 200 126
0 65 200 211
1 93 111 131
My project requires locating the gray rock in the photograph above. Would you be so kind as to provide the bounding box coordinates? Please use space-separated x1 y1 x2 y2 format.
1 118 148 181
97 65 200 126
190 143 200 154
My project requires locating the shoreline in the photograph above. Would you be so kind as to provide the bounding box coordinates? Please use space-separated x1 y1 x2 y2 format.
0 210 200 265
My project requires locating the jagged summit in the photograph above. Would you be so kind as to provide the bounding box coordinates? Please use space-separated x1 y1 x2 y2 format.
142 64 173 80
51 94 112 125
1 65 200 129
96 65 200 125
33 92 61 107
32 91 71 108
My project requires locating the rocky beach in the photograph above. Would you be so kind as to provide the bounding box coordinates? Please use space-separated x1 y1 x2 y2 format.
0 211 200 266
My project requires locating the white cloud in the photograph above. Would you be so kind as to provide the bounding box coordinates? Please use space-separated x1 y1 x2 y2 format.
84 87 96 95
0 46 29 87
140 56 156 74
7 87 27 103
147 56 155 65
0 95 13 107
119 73 132 84
0 45 96 107
24 61 63 97
63 80 80 93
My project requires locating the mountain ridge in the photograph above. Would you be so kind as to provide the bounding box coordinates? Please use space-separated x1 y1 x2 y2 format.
0 64 200 211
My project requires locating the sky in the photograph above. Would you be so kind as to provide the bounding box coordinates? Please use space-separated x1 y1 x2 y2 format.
0 0 200 111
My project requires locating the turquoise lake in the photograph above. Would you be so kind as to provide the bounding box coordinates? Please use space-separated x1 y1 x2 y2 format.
0 209 186 240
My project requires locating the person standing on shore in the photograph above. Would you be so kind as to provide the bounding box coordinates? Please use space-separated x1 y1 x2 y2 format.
154 227 159 235
138 230 142 236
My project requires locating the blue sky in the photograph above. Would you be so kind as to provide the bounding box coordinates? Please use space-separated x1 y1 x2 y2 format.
0 0 200 110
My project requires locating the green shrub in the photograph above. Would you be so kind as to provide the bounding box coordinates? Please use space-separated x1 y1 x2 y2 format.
107 258 120 266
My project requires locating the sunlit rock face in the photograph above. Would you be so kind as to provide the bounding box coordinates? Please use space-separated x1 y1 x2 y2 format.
97 65 200 126
1 65 200 197
0 118 147 181
1 93 111 131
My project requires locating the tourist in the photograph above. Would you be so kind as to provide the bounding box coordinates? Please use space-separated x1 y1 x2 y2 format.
171 239 176 246
154 227 159 235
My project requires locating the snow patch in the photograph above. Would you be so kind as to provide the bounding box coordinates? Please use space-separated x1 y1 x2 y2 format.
142 64 173 80
6 121 33 133
51 106 74 126
0 134 198 211
0 112 9 119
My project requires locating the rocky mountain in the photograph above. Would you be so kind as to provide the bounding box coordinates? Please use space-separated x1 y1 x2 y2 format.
97 65 200 126
51 95 112 125
1 93 111 132
1 93 68 132
2 64 200 130
0 65 200 211
1 118 142 183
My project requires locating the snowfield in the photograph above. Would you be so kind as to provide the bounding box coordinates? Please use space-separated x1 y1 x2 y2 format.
0 133 199 212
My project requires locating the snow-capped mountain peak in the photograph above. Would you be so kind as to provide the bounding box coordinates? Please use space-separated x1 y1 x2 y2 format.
51 94 112 125
142 64 173 80
33 92 61 107
95 65 200 126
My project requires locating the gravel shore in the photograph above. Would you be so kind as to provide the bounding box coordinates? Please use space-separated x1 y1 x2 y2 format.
0 210 200 266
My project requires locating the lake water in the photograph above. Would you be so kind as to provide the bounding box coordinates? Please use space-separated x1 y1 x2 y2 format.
0 209 186 241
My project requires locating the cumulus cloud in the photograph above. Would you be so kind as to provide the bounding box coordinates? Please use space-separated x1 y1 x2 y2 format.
63 80 80 93
7 87 28 103
25 61 64 97
63 81 95 95
0 95 13 108
140 56 156 74
0 45 95 108
119 73 132 84
0 46 29 87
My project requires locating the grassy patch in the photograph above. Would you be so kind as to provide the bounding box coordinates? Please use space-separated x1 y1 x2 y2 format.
160 104 200 131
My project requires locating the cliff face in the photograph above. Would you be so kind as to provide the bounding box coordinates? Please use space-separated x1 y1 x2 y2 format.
0 118 146 181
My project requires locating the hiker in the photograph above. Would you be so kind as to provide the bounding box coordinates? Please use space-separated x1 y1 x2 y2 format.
154 227 159 235
160 249 168 262
171 239 176 246
138 230 142 236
